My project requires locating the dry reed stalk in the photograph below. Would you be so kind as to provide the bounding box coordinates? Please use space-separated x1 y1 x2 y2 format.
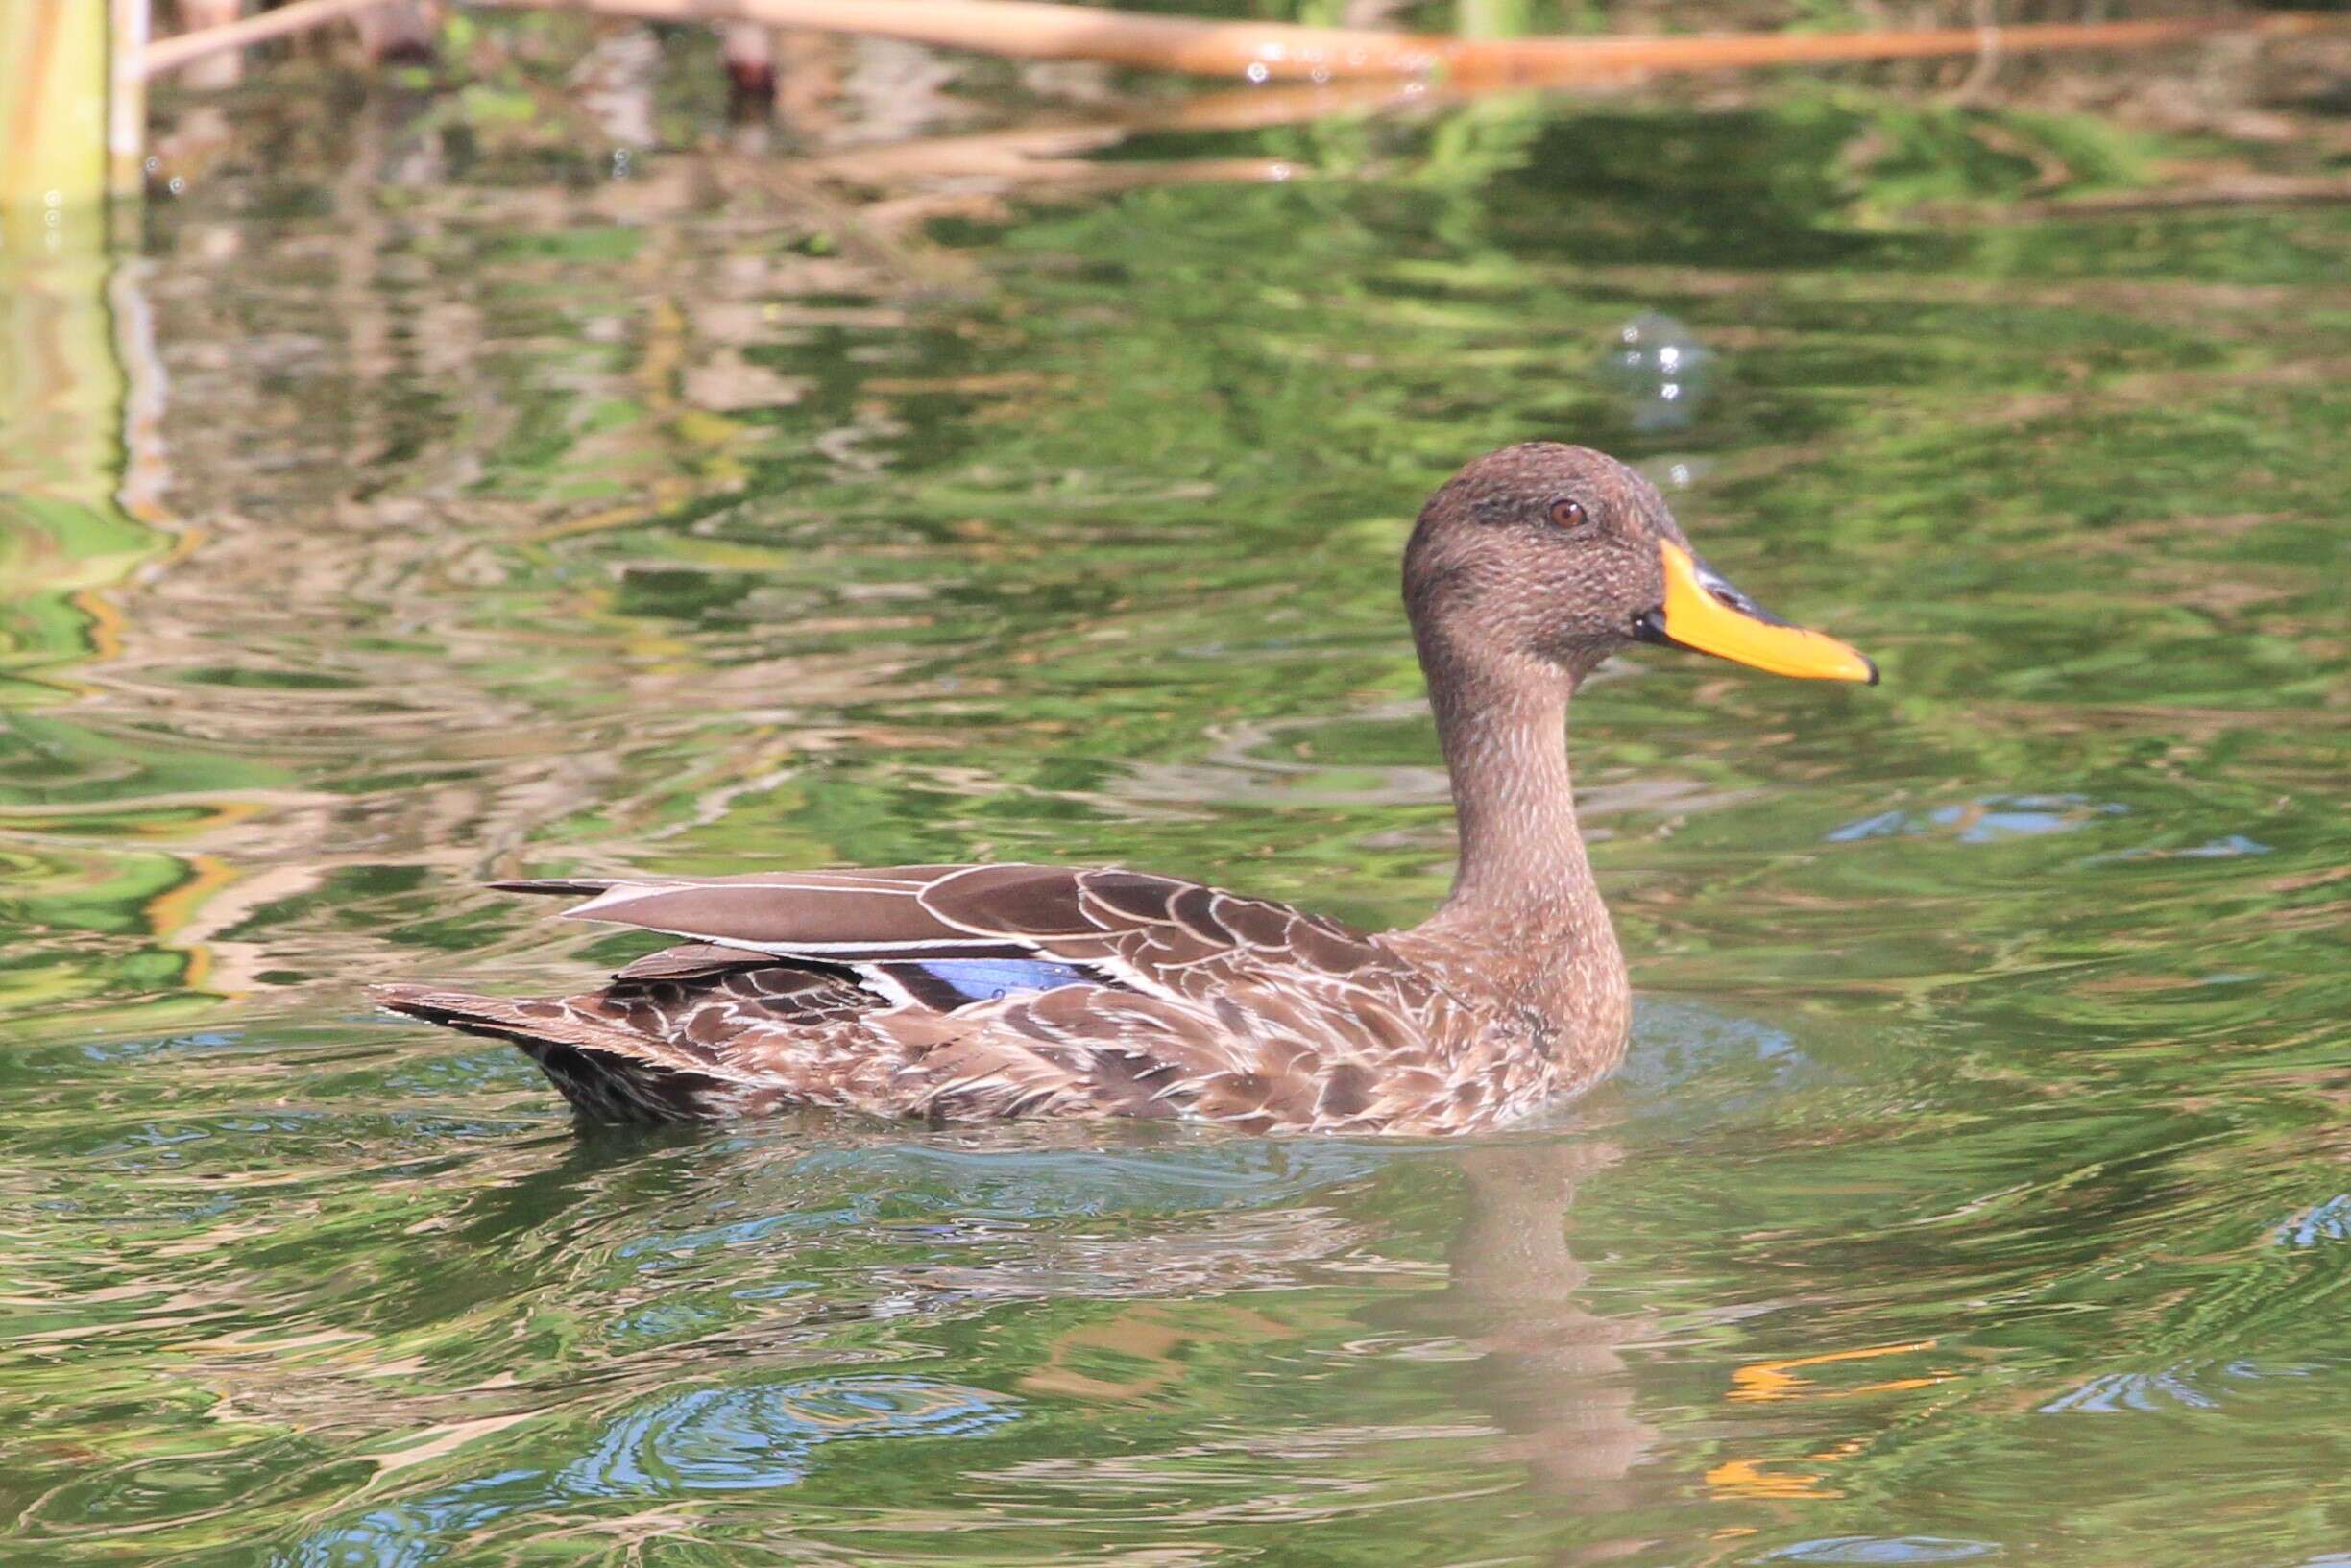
130 0 2351 91
0 0 109 212
141 0 399 78
475 0 2340 84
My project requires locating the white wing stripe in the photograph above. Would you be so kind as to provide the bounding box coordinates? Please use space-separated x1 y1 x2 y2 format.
729 935 1044 955
568 879 928 919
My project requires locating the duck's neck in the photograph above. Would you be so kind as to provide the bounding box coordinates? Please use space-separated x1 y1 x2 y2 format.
1412 647 1622 1010
1422 655 1597 931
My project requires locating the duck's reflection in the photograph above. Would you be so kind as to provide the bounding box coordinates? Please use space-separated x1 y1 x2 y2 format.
1432 1140 1655 1500
273 1118 1652 1563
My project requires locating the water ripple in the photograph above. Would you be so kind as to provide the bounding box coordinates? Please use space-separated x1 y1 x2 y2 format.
281 1375 1016 1566
560 1374 1016 1496
1763 1538 2000 1564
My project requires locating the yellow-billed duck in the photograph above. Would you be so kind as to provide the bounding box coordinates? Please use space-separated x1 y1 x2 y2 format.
376 444 1876 1134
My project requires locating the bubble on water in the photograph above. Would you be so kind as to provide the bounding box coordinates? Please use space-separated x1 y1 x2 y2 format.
1639 455 1710 492
1246 61 1271 83
1600 312 1713 431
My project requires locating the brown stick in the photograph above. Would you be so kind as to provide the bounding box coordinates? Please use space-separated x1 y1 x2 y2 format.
473 0 2340 83
141 0 398 78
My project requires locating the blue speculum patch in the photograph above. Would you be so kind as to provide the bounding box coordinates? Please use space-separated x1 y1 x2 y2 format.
903 959 1097 1003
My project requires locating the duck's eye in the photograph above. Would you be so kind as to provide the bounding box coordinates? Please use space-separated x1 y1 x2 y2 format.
1547 498 1588 530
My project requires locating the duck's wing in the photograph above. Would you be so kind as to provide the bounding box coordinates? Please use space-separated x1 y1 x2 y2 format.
495 862 1418 1011
389 865 1473 1129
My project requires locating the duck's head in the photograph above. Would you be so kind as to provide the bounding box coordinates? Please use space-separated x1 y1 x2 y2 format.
1403 442 1878 688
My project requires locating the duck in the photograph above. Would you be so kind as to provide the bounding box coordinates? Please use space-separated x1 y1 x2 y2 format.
376 444 1875 1135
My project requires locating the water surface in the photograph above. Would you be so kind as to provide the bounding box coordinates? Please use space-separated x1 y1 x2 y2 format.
4 36 2350 1567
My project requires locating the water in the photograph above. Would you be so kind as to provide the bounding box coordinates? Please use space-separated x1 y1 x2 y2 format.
4 35 2350 1567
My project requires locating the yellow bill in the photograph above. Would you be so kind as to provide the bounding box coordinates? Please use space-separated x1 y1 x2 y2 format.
1641 541 1878 685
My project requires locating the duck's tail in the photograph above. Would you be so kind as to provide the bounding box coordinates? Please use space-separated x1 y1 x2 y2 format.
371 983 739 1124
